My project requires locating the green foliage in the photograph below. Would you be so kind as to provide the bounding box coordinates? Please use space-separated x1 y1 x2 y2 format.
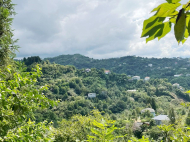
0 0 19 65
141 0 190 44
0 65 56 141
44 54 190 89
168 107 176 124
88 118 124 142
3 119 54 142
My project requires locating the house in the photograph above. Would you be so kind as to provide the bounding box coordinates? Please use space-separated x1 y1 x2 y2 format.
144 77 150 82
85 68 91 72
127 90 137 92
174 74 182 77
132 76 140 80
88 93 96 98
141 108 155 117
186 74 190 76
104 70 111 74
172 83 180 88
128 78 133 82
152 115 169 125
148 64 153 67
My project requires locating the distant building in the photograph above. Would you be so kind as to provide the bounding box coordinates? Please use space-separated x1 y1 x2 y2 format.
165 67 171 69
174 74 182 77
148 64 153 67
132 76 140 80
88 93 96 98
127 90 137 92
181 68 187 70
141 108 155 117
172 83 180 88
104 70 111 74
186 74 190 76
128 79 133 82
144 77 150 82
85 68 91 72
152 115 169 125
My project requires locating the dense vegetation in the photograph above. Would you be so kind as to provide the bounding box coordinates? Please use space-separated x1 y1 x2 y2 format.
18 57 190 141
44 54 190 88
2 0 190 141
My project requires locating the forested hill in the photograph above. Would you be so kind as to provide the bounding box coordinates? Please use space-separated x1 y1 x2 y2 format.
44 54 190 88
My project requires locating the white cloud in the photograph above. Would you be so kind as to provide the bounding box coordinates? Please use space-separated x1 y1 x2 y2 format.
12 0 190 59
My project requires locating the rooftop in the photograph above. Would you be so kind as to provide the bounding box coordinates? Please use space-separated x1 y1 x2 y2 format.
141 108 155 113
152 115 169 121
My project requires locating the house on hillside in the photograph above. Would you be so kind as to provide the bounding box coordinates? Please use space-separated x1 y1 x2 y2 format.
174 74 182 77
152 115 169 125
141 108 155 117
104 70 111 74
85 68 91 72
144 77 150 82
172 83 180 88
127 90 137 92
88 93 96 98
132 76 140 80
148 64 153 67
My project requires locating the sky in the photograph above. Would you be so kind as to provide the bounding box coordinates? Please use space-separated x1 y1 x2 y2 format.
12 0 190 59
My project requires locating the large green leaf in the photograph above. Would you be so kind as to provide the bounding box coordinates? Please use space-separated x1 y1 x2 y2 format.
145 22 171 43
174 8 186 43
155 3 181 17
158 22 172 40
141 16 165 37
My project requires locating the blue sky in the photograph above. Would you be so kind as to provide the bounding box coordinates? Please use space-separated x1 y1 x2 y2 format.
12 0 190 59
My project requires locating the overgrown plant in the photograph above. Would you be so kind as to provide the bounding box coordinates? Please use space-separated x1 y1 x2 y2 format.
141 0 190 44
0 65 57 141
87 119 123 142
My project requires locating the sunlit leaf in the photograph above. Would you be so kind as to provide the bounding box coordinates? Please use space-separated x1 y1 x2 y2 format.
174 8 186 43
155 3 181 17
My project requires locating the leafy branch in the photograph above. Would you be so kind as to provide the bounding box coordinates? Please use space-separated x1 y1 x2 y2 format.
141 0 190 44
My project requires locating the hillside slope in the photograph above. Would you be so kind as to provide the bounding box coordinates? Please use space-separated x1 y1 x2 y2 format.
44 54 190 88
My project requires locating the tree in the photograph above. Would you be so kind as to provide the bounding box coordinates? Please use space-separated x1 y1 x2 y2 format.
0 0 19 66
186 111 190 125
0 65 57 141
142 0 190 44
168 108 176 124
151 98 157 111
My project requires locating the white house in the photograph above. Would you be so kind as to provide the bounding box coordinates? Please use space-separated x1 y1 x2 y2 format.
132 76 140 80
88 93 96 98
85 68 91 72
174 74 182 77
144 77 150 82
152 115 169 125
172 83 180 88
141 108 155 117
104 70 111 74
148 64 153 67
127 90 137 92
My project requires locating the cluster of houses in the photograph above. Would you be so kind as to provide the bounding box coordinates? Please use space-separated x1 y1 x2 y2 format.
129 76 150 82
85 68 111 74
134 108 170 130
174 74 190 77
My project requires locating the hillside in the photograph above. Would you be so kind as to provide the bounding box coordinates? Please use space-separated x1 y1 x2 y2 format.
44 54 190 88
22 61 188 124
